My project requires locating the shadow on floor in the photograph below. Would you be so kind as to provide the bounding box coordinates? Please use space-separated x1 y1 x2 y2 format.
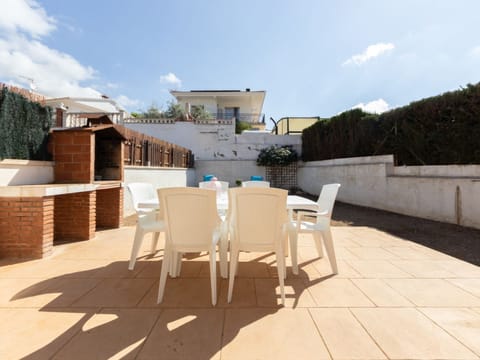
331 201 480 266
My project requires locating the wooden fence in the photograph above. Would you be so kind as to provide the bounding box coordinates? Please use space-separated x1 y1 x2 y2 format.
114 125 194 168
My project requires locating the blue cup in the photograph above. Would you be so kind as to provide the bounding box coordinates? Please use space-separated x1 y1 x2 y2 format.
203 174 215 181
250 175 264 181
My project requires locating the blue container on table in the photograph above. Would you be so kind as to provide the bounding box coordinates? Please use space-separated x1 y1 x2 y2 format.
203 174 215 181
250 175 264 181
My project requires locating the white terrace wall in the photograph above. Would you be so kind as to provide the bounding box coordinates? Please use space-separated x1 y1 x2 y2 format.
124 121 301 160
298 155 480 229
123 166 195 216
0 159 54 185
194 160 264 186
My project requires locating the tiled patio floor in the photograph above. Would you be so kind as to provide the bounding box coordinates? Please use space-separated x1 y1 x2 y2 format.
1 225 480 359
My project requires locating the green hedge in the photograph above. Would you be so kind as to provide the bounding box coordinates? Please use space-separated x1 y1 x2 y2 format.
302 82 480 165
0 87 53 160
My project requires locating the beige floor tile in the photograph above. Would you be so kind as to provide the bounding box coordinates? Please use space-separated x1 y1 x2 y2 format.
352 278 414 307
0 277 101 308
222 308 331 359
307 278 374 307
352 308 477 359
139 277 219 308
72 278 155 307
390 259 457 278
436 260 480 278
0 308 93 359
218 278 257 307
134 260 162 278
384 278 480 306
0 258 111 279
347 246 401 260
420 308 480 356
310 308 386 359
53 308 160 360
346 259 412 278
311 259 362 278
381 246 437 260
138 308 224 360
447 278 480 297
254 278 317 308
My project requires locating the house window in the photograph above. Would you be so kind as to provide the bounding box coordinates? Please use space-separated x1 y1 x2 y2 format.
224 107 240 120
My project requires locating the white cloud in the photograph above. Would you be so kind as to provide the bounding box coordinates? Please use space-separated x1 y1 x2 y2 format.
0 0 56 38
469 45 480 57
352 98 390 114
343 42 395 66
0 0 102 98
160 72 182 88
115 95 141 109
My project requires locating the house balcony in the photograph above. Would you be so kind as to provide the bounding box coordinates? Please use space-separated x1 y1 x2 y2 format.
123 113 265 126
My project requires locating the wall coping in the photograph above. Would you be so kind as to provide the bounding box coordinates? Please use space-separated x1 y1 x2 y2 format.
0 159 54 167
0 183 96 197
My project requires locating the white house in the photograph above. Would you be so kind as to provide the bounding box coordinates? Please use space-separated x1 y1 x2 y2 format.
45 96 127 128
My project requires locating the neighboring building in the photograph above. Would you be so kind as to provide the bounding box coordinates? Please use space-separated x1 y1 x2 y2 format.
170 89 266 130
272 117 320 135
44 96 127 128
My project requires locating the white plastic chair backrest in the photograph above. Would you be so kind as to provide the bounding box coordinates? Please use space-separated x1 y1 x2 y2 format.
241 180 270 188
316 183 341 221
229 187 287 249
126 182 156 214
158 187 220 250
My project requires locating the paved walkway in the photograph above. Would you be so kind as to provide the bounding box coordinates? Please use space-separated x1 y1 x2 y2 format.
1 225 479 359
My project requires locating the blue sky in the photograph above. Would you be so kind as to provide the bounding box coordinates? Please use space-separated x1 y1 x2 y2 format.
1 0 480 129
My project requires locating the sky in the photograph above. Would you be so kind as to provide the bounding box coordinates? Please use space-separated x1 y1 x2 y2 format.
1 0 480 130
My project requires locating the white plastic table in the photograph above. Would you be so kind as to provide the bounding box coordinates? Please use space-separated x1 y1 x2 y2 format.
138 194 318 214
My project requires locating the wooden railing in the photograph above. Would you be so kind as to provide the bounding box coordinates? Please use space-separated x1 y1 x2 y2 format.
114 125 194 168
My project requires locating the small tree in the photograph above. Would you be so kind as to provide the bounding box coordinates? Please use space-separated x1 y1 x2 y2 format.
164 100 185 120
142 103 163 118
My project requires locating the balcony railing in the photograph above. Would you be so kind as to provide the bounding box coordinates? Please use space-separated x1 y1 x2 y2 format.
123 113 265 125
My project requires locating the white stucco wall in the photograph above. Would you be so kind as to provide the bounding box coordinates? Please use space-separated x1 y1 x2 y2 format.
194 160 265 186
124 122 301 160
123 166 195 216
298 155 480 229
0 159 54 185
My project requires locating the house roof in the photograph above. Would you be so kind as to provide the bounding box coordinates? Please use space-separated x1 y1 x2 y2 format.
170 89 266 114
44 97 125 114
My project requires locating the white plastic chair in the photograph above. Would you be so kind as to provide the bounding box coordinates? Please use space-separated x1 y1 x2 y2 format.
241 180 270 188
288 183 341 275
157 187 228 306
228 187 288 305
126 183 165 270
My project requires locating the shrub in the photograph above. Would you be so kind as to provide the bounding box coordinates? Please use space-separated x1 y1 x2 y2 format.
256 145 298 166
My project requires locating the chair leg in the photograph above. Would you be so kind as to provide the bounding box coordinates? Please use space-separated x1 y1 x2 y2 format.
313 232 324 258
219 238 228 279
157 250 171 303
227 249 239 303
322 229 338 274
150 231 160 254
288 228 299 275
170 251 183 278
129 226 145 270
209 246 217 306
276 248 286 305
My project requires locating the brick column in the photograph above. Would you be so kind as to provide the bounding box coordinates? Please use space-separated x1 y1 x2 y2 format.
0 197 54 258
96 187 123 228
54 191 96 241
